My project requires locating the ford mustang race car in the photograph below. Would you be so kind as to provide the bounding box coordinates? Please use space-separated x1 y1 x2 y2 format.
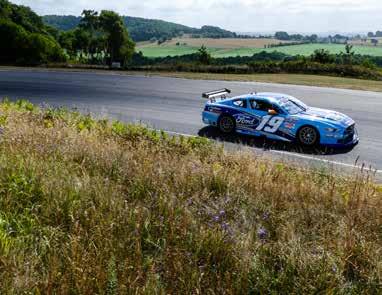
202 89 359 147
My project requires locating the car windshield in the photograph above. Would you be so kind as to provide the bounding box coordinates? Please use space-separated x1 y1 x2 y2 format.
279 97 308 114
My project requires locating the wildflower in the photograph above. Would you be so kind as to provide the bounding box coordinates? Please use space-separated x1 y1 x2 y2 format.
219 210 225 216
332 265 337 274
257 227 267 241
262 212 270 220
221 222 229 231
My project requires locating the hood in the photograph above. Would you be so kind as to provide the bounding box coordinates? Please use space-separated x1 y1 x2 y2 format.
299 107 354 127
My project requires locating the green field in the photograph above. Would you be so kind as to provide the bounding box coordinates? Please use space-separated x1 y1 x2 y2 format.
137 43 382 58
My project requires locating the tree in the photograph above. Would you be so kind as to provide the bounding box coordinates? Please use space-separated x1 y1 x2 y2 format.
24 33 66 64
308 34 318 43
371 39 379 46
59 30 75 55
79 10 98 32
197 45 212 65
72 28 91 60
79 10 103 62
342 44 355 65
367 32 374 38
275 31 290 40
99 10 135 66
310 49 334 64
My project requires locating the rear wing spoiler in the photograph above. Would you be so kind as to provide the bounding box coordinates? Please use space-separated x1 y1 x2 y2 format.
202 88 231 102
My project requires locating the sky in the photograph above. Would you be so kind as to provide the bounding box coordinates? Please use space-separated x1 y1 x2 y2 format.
12 0 382 33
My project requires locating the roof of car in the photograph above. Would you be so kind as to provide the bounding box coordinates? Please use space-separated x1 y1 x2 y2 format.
228 92 295 103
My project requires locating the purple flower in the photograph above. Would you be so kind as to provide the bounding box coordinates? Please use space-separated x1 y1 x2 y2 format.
257 227 267 240
213 215 220 222
262 212 270 220
332 265 337 273
219 210 225 216
221 222 229 231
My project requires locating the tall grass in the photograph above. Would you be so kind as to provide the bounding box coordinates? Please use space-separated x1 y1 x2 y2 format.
0 99 381 294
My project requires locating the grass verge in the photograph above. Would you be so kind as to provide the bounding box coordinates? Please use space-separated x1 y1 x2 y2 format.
0 99 381 293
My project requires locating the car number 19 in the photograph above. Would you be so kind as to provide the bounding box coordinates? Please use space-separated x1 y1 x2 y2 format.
256 115 285 133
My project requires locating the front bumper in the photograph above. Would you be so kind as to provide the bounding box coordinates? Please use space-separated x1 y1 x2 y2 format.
323 128 359 147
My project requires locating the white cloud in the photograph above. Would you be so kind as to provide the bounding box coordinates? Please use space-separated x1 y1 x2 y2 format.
12 0 382 33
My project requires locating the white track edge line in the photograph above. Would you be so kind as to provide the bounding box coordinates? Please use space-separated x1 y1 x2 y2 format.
161 129 382 174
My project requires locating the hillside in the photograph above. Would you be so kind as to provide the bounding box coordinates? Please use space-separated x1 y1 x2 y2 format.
0 99 381 293
42 14 81 31
42 14 237 42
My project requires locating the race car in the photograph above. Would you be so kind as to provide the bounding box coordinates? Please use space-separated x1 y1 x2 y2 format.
202 89 359 147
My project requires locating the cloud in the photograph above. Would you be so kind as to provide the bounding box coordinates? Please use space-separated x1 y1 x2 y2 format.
12 0 382 32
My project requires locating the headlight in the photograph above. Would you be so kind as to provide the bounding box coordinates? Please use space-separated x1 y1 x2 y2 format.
325 127 338 133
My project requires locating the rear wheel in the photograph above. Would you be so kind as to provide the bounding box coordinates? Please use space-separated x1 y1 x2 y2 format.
218 115 236 134
298 126 319 146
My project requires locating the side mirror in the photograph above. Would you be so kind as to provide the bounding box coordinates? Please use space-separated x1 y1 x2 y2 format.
268 109 278 115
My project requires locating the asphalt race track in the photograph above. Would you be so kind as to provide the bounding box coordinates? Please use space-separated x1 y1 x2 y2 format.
0 69 381 177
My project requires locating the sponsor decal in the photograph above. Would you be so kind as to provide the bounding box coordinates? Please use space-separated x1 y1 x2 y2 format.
235 115 257 125
284 122 295 129
208 107 222 114
283 118 298 129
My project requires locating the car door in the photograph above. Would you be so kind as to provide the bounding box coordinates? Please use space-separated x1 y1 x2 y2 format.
248 98 286 136
230 98 259 131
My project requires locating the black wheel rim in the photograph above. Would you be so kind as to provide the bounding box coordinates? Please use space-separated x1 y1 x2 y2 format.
220 117 234 132
299 127 317 145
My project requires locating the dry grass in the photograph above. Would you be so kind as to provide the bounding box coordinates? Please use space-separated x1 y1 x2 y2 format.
138 37 292 49
0 99 381 294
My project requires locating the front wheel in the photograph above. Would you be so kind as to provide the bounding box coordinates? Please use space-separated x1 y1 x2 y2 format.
218 115 236 134
297 126 319 146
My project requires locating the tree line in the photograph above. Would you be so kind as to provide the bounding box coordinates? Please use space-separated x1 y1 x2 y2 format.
0 0 135 66
128 44 382 81
58 10 135 65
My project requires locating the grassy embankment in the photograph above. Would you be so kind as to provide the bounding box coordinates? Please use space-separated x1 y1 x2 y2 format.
137 40 382 58
0 99 381 293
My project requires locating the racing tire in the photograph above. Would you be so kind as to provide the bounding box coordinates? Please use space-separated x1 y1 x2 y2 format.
297 125 320 146
218 114 236 134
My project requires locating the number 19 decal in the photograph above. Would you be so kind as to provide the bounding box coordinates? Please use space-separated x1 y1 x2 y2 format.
256 115 284 133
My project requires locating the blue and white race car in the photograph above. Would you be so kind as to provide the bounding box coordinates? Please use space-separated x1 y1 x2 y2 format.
202 89 359 147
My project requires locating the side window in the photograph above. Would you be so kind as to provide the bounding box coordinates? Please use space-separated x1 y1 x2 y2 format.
251 100 272 112
272 104 284 114
232 99 247 108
